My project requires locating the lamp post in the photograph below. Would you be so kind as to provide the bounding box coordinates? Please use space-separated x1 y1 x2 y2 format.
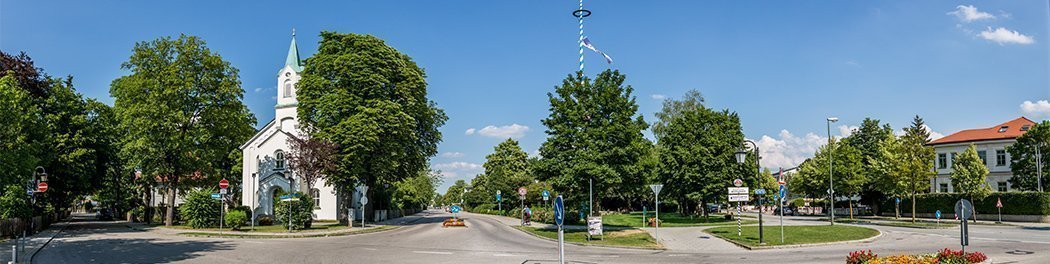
1036 143 1043 192
827 117 838 226
735 140 763 244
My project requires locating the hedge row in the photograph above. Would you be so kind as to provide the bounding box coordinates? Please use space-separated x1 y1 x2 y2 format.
881 192 1050 215
469 203 583 225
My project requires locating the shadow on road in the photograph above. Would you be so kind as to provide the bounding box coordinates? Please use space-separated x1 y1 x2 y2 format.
40 237 235 263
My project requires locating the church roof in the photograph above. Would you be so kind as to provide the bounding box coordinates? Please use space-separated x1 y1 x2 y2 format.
286 30 304 72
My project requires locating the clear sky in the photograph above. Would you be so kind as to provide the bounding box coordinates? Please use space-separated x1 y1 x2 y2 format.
3 1 1049 193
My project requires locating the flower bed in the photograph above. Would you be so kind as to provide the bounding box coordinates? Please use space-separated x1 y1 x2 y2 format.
846 248 987 264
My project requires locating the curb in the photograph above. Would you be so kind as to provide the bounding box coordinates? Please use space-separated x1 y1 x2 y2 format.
706 225 883 250
28 219 71 264
175 225 399 239
510 226 665 251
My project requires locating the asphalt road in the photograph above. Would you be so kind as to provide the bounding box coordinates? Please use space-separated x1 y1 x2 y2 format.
34 211 1048 263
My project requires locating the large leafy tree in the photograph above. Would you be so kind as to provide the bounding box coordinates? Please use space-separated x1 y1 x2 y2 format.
1007 120 1050 191
951 144 992 208
286 133 339 190
0 75 44 188
535 70 650 214
654 90 748 218
393 169 442 210
793 139 866 219
842 118 894 214
296 32 447 218
481 139 532 203
110 35 256 226
872 116 935 222
442 180 469 206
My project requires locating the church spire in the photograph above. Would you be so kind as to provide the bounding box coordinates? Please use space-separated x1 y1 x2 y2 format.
285 28 304 72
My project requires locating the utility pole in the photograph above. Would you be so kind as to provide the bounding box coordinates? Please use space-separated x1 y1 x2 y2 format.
827 117 838 225
1037 143 1043 192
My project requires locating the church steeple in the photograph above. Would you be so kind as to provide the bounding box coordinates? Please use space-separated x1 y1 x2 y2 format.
285 29 304 72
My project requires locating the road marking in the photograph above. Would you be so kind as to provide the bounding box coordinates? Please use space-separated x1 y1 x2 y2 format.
361 248 377 251
494 253 519 257
413 251 453 255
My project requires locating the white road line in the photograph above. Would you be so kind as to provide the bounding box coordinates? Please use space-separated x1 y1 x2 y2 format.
413 251 453 255
361 248 378 251
493 253 519 257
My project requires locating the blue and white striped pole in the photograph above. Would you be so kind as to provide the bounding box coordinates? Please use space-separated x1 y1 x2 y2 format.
578 0 585 75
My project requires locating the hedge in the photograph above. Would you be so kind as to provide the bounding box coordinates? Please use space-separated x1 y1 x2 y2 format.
881 192 1050 215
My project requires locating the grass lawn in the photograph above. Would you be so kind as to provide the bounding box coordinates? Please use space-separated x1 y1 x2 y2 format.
516 226 661 249
602 212 755 227
161 221 357 233
705 225 879 247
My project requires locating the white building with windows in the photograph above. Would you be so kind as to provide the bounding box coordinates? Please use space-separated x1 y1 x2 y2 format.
239 32 347 221
928 117 1036 193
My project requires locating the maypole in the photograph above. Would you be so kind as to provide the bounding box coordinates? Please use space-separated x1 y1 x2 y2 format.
574 0 591 81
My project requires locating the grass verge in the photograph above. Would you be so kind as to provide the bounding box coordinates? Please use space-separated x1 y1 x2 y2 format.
178 225 396 238
160 221 358 233
705 225 879 247
602 212 755 227
515 226 661 249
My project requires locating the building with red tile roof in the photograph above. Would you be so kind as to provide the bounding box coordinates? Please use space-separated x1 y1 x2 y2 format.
929 117 1036 193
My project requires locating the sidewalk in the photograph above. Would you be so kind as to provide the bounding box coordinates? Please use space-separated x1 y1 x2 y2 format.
0 222 68 264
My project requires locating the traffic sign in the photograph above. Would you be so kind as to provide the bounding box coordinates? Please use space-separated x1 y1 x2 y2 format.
360 196 369 206
219 178 229 189
518 187 527 197
996 197 1003 208
542 190 550 201
733 179 743 187
496 190 501 196
649 184 663 196
754 188 767 195
37 182 48 193
496 193 502 201
212 193 221 199
219 188 227 195
728 187 749 194
450 205 461 214
779 185 786 199
935 210 942 219
728 194 749 202
778 180 785 185
955 199 974 220
895 197 901 204
553 195 565 226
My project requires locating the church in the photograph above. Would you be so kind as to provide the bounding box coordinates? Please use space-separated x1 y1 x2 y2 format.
238 32 348 221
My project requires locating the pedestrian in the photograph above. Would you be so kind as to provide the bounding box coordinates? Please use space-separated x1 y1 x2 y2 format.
525 206 532 226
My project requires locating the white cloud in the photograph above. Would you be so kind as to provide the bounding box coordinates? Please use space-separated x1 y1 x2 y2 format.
434 162 482 171
466 124 530 138
948 5 995 22
845 60 861 68
752 130 828 170
1021 100 1050 119
651 94 667 100
894 124 945 141
440 152 465 158
254 87 265 92
837 125 859 138
979 27 1034 45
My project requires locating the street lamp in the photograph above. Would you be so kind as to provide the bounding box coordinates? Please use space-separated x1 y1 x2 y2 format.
1035 143 1043 192
827 117 838 226
736 140 763 244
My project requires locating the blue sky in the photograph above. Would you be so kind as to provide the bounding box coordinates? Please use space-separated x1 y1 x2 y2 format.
3 1 1049 193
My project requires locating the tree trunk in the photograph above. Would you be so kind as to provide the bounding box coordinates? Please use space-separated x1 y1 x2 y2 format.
849 199 854 220
165 185 176 226
910 192 916 223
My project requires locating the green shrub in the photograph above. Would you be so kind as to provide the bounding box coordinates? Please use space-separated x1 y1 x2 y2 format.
179 189 220 228
257 215 274 226
882 192 1050 215
0 185 31 220
275 192 313 230
225 210 248 230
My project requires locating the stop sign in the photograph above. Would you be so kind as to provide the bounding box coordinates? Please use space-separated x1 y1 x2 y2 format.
37 182 48 193
219 179 229 189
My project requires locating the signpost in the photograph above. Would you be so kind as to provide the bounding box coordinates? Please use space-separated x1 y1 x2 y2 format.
936 210 942 224
518 187 527 226
218 179 229 237
542 190 550 201
895 197 901 219
358 185 369 228
996 197 1003 224
587 216 603 240
955 199 973 254
755 188 766 244
649 184 663 242
779 179 786 244
554 195 565 264
450 205 461 219
496 190 502 212
36 182 48 193
728 183 749 237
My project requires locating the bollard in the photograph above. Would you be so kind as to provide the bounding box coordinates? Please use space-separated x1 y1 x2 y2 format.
11 244 16 263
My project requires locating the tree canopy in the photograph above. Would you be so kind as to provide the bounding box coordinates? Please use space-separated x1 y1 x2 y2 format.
1007 120 1050 191
952 144 992 201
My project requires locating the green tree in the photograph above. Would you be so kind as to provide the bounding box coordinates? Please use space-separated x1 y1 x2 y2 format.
111 35 257 226
793 139 866 219
480 139 532 204
296 32 447 218
0 185 32 220
535 70 650 214
654 91 748 218
842 118 894 214
951 144 992 219
394 169 442 210
0 76 44 188
874 116 935 222
442 180 469 206
1007 120 1050 191
180 188 220 228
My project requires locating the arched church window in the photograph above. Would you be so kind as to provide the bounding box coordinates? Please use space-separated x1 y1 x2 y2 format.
275 150 285 170
311 188 321 209
283 80 293 98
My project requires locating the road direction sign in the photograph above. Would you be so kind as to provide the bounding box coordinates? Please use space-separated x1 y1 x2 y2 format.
212 193 221 200
755 188 767 195
733 179 743 187
728 194 749 202
37 182 48 193
728 187 749 194
496 193 501 201
896 197 901 204
936 210 942 219
219 178 229 189
518 187 527 197
360 196 369 206
955 199 974 220
779 185 786 199
542 190 551 201
553 195 565 226
450 205 461 214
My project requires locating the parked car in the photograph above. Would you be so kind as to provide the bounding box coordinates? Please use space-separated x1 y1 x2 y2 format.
707 204 721 213
96 208 115 220
773 206 795 216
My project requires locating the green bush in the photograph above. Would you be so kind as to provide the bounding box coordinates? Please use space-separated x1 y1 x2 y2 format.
882 192 1050 215
275 192 313 230
225 210 248 230
257 215 274 226
179 189 220 228
0 185 32 220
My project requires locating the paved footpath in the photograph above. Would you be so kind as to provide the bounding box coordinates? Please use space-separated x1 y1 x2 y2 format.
0 219 70 264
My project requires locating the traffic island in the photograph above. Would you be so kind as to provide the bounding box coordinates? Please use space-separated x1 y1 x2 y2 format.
602 212 757 227
705 224 880 250
515 226 663 250
442 218 466 227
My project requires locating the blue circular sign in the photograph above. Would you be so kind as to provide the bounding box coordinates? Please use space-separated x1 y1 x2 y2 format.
935 210 942 219
451 205 461 214
553 196 565 226
542 190 550 198
896 197 901 204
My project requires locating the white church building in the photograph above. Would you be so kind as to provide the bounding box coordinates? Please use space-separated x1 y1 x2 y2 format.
239 33 345 221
